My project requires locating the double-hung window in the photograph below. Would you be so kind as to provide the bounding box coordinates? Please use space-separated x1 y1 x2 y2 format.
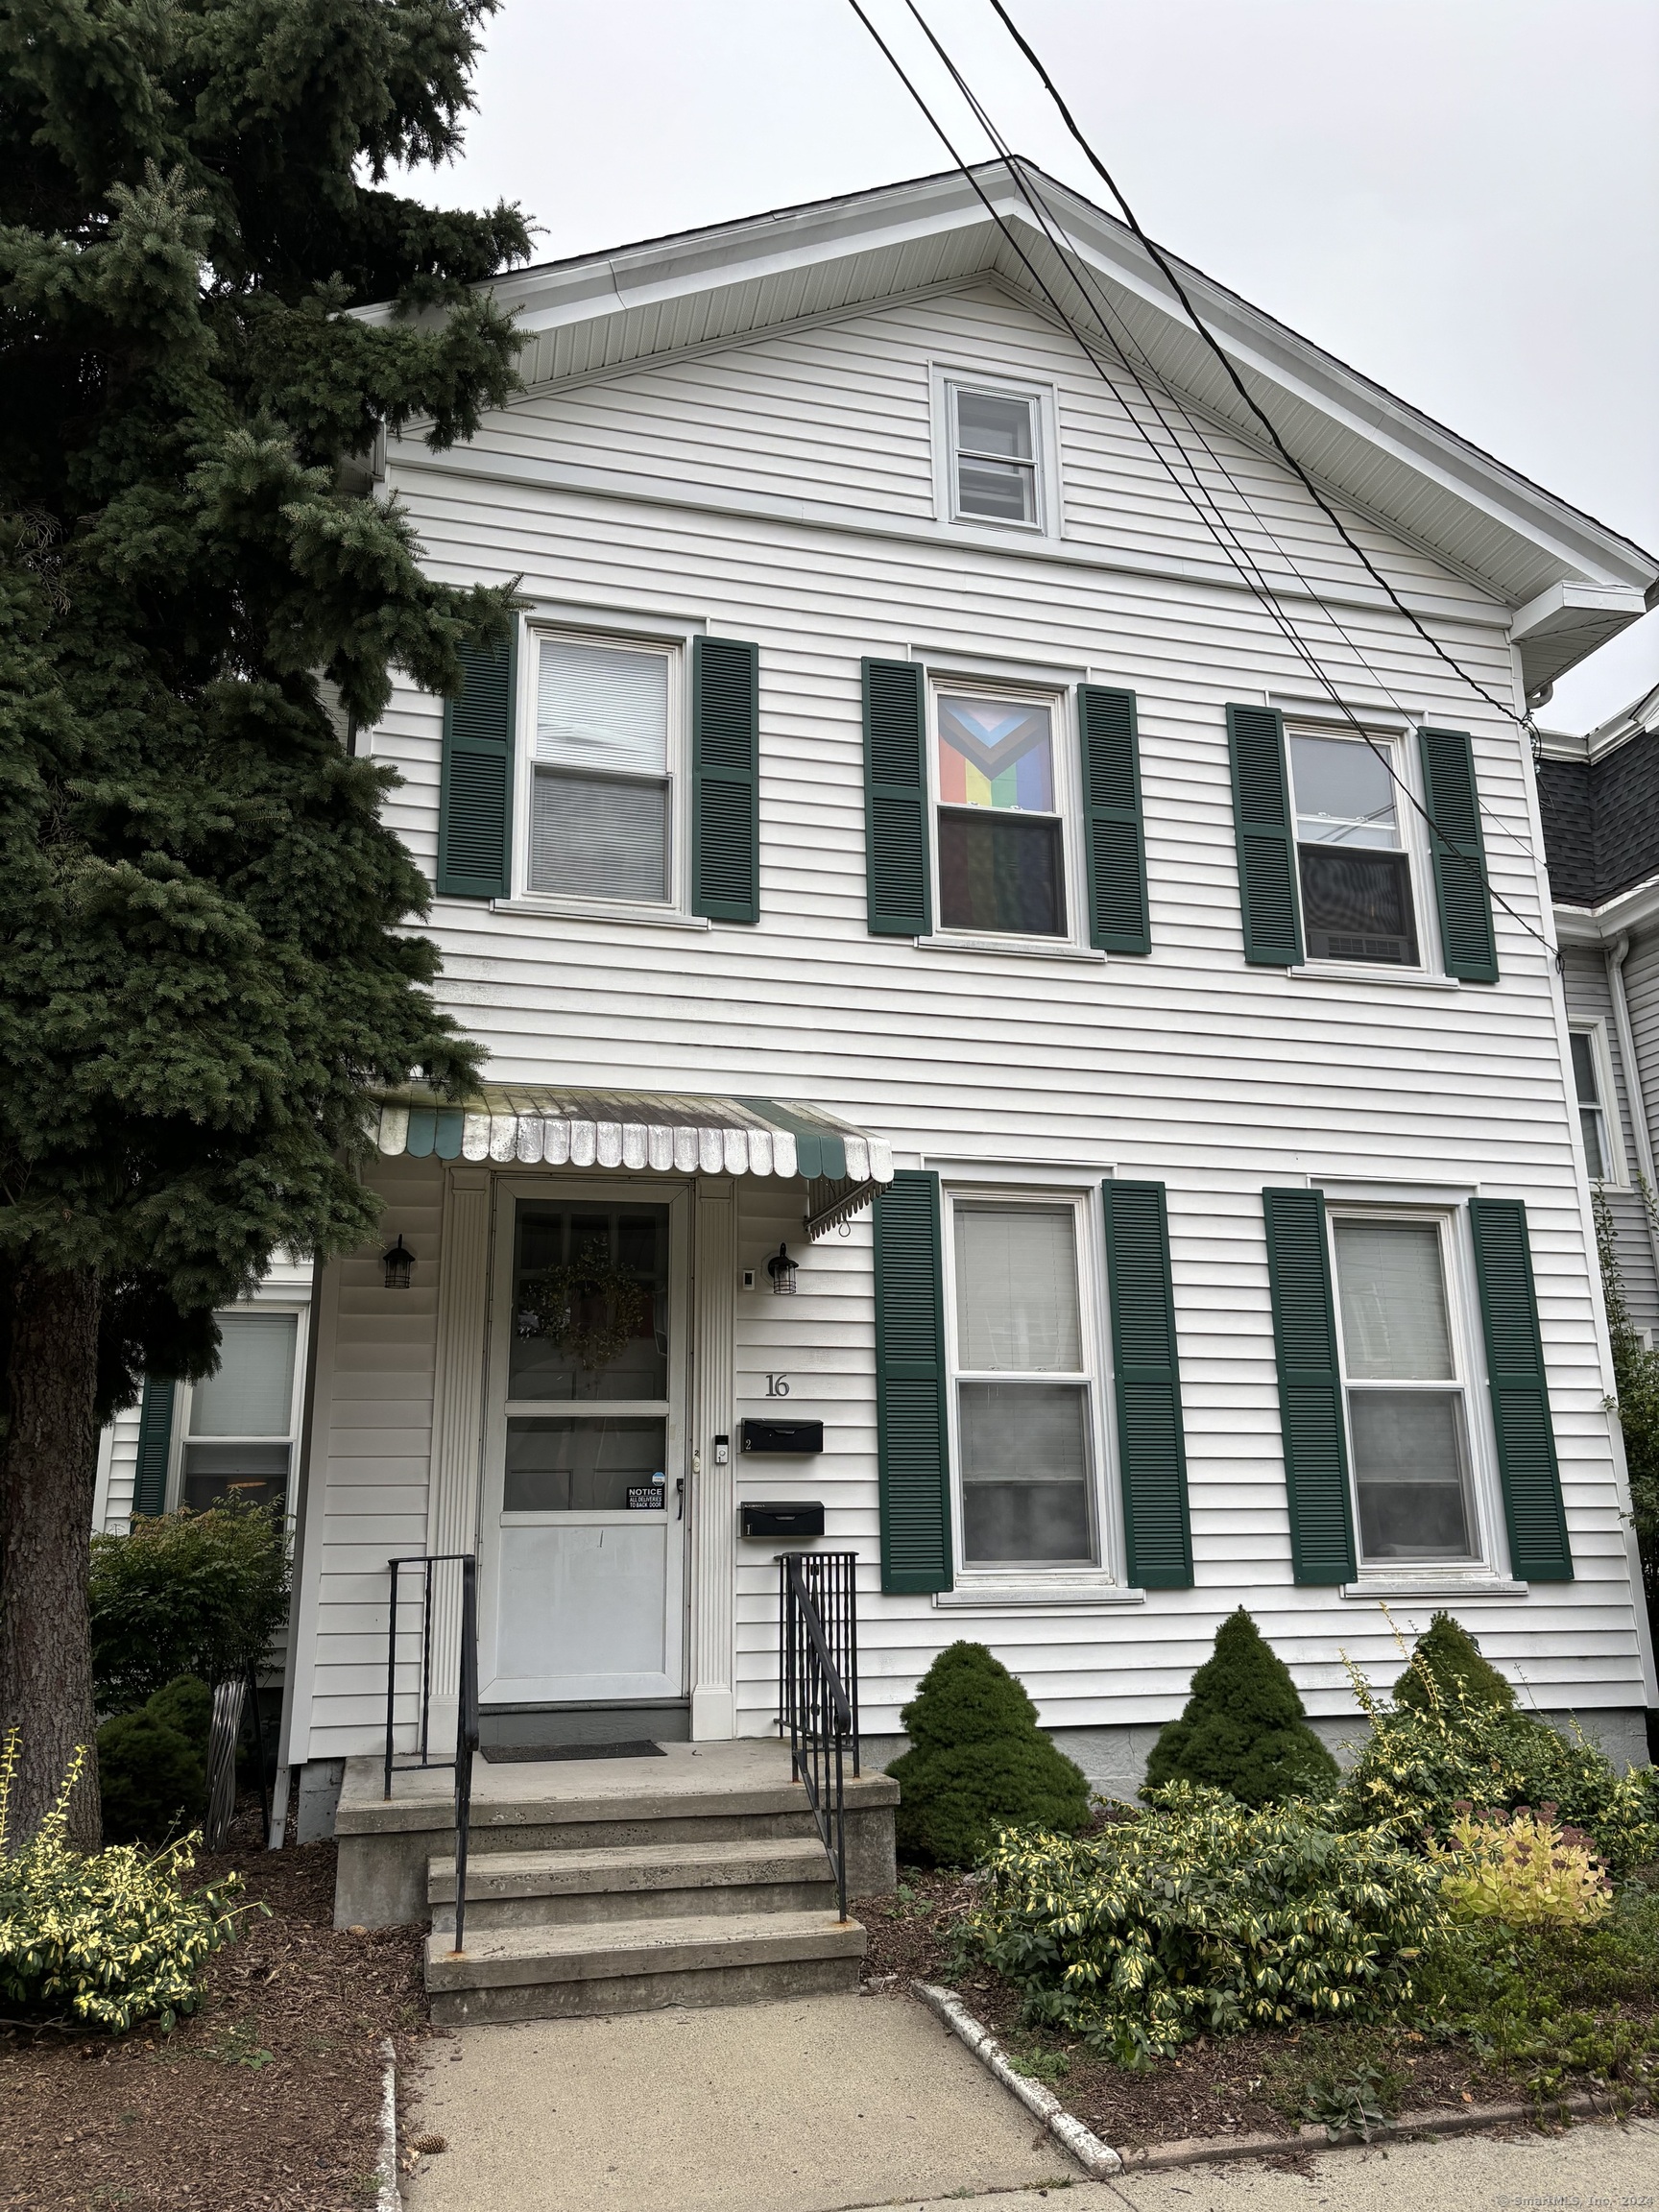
1570 1025 1618 1182
950 386 1040 526
1287 731 1419 966
180 1310 301 1514
950 1199 1100 1566
935 689 1068 937
1331 1216 1478 1565
530 634 675 905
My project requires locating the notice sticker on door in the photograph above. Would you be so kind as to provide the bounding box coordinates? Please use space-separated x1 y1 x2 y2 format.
626 1485 666 1511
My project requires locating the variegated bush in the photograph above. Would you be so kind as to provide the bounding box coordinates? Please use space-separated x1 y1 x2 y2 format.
968 1783 1447 2066
0 1732 243 2031
1338 1660 1659 1876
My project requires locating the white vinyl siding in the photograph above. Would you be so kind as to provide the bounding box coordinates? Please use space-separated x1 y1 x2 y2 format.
283 278 1647 1759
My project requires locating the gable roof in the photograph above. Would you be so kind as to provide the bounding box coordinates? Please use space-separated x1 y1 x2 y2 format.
368 160 1657 691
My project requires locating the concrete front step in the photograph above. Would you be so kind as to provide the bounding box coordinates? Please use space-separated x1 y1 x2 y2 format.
428 1836 837 1930
424 1908 867 2024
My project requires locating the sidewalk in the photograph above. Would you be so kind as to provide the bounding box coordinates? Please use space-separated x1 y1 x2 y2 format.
401 1991 1659 2212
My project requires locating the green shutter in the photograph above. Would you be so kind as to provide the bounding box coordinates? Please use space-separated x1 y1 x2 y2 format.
1226 704 1303 966
1078 685 1150 954
1419 727 1498 982
132 1377 177 1519
1262 1189 1357 1583
692 637 759 923
862 659 931 936
874 1170 951 1592
437 632 516 899
1103 1181 1191 1587
1469 1197 1572 1580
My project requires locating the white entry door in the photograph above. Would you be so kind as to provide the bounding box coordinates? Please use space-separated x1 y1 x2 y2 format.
480 1183 687 1704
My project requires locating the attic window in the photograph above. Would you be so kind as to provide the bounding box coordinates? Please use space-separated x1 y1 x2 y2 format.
950 386 1040 527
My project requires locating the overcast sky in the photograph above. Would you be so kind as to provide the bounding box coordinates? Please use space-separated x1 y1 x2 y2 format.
403 0 1659 733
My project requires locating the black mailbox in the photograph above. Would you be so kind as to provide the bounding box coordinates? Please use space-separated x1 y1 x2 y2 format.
741 1501 827 1541
740 1417 824 1455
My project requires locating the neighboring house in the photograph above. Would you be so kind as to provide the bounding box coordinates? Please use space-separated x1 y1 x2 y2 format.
94 1255 314 1534
143 161 1659 1841
1539 684 1659 1326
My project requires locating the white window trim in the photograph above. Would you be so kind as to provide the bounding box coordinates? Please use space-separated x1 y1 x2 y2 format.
1283 719 1446 982
1570 1018 1627 1188
929 364 1062 541
511 622 689 919
1326 1204 1508 1588
938 1180 1126 1594
167 1301 309 1514
925 673 1086 951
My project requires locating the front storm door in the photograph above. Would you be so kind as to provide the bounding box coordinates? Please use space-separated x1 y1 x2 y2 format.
480 1186 687 1704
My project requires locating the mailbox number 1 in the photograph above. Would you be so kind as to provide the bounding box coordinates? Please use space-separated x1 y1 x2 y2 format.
765 1374 790 1397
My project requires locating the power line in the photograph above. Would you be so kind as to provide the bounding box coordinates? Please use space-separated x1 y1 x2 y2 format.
896 1 1543 874
986 0 1538 743
842 0 1558 967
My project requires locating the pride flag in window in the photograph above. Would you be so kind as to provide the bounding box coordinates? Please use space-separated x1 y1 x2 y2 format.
937 695 1054 812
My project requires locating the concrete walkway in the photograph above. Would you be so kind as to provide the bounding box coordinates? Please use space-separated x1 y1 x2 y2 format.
402 1993 1076 2212
403 1993 1659 2212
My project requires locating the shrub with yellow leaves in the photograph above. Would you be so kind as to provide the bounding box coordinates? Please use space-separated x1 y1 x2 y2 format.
0 1730 245 2031
1426 1802 1613 1930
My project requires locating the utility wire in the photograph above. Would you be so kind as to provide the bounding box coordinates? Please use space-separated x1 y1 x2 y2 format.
987 0 1538 743
899 1 1543 874
844 0 1557 966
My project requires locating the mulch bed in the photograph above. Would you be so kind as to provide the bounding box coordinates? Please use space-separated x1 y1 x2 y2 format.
0 1806 430 2212
855 1866 1513 2154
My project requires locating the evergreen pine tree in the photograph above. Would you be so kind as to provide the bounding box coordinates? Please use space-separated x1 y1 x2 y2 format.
1142 1609 1340 1806
888 1642 1092 1866
1392 1611 1515 1713
0 0 530 1841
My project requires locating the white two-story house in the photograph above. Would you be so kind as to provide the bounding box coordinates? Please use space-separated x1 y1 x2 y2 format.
109 162 1659 1841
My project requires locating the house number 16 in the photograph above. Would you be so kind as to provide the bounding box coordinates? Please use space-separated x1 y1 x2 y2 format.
765 1374 790 1396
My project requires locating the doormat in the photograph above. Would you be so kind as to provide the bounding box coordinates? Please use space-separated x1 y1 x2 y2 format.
478 1740 668 1764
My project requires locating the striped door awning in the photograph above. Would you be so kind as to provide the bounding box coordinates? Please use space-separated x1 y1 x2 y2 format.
370 1086 894 1187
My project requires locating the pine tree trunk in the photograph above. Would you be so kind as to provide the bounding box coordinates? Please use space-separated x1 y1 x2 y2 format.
0 1264 102 1849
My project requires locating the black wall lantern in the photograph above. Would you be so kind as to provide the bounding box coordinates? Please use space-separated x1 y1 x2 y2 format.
382 1234 416 1290
766 1242 799 1295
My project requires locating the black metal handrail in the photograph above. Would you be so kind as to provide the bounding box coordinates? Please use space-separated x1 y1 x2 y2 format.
778 1551 860 1922
382 1552 475 1797
381 1551 479 1954
449 1556 480 1957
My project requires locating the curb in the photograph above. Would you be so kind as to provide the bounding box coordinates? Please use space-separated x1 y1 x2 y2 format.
910 1984 1647 2179
376 2035 402 2211
912 1982 1120 2177
1119 2089 1647 2172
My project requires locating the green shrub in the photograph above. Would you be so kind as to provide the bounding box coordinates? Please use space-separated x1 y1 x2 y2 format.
1392 1612 1514 1714
1142 1609 1340 1807
146 1676 213 1760
97 1689 208 1845
90 1504 290 1712
969 1783 1446 2065
1338 1670 1659 1875
888 1643 1092 1866
0 1734 242 2031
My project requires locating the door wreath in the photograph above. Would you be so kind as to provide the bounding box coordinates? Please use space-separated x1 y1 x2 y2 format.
517 1259 648 1373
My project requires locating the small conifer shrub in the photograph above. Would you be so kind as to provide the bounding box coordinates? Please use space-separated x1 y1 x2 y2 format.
888 1643 1092 1865
1392 1613 1514 1714
97 1696 207 1846
1142 1609 1340 1807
